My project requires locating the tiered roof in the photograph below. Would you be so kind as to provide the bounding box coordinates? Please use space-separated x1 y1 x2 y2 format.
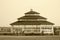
10 9 54 25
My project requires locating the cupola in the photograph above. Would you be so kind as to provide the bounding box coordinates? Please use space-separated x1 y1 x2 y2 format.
25 9 40 16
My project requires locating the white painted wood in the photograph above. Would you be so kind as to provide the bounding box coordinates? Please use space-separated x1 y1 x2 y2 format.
12 25 54 34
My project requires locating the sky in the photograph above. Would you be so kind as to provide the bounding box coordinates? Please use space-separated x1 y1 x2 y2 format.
0 0 60 26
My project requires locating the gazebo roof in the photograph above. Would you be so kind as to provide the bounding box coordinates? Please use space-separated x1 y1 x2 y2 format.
10 9 55 26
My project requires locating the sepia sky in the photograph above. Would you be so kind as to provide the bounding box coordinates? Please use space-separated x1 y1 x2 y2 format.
0 0 60 26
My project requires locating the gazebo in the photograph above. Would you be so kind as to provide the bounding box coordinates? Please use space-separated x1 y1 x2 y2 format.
10 9 54 35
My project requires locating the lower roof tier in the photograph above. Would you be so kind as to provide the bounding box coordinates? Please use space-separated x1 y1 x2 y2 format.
10 21 54 25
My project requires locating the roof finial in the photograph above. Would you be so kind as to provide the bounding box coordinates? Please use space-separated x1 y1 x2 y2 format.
30 9 33 11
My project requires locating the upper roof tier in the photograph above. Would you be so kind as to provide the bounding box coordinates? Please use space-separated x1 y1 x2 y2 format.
25 9 40 14
25 9 40 16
